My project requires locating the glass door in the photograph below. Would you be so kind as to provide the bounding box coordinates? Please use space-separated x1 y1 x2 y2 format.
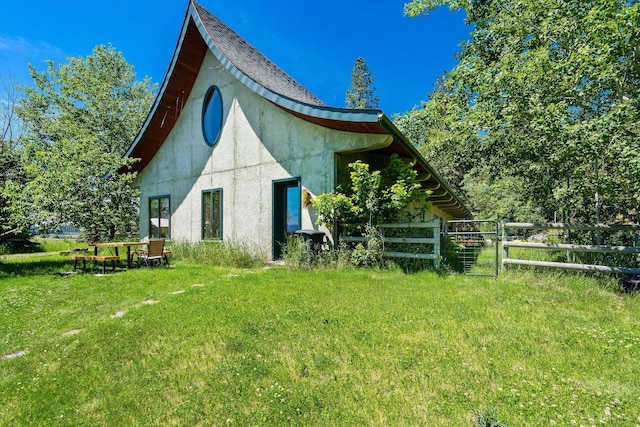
272 178 301 259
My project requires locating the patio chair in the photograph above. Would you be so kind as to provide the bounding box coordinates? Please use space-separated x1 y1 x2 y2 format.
136 239 167 267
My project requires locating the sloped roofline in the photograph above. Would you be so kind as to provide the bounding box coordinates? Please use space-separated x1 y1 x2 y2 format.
124 0 383 163
123 3 205 163
124 0 471 218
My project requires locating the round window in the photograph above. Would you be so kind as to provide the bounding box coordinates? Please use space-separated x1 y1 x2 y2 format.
202 86 223 147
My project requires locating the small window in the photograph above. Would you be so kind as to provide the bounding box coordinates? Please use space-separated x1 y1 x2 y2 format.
149 195 170 239
202 86 223 146
202 189 223 240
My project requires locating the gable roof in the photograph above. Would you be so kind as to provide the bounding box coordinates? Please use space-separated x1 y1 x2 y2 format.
124 0 471 218
194 2 324 108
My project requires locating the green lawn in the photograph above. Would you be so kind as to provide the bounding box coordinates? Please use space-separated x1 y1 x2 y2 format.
1 253 639 426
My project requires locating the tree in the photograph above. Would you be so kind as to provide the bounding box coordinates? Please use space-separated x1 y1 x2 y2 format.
346 57 380 109
5 44 156 241
0 75 24 237
394 72 476 198
0 75 22 148
394 73 542 221
312 154 424 267
313 154 423 229
404 0 640 223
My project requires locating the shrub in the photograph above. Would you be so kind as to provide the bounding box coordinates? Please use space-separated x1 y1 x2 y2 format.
312 154 423 230
349 225 385 268
281 234 348 270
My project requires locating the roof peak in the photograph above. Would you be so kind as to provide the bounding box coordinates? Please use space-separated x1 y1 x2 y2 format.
192 1 326 108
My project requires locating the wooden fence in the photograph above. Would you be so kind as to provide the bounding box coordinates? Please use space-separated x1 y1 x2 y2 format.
502 222 640 275
340 219 441 268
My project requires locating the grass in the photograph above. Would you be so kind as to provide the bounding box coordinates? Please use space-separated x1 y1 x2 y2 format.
1 251 639 425
168 239 267 268
0 236 81 255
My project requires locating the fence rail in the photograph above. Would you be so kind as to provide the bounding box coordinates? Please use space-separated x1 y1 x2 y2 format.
502 259 640 275
340 220 441 267
502 222 640 275
503 241 640 254
503 222 639 231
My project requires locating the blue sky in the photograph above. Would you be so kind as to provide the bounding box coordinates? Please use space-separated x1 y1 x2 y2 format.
0 0 469 116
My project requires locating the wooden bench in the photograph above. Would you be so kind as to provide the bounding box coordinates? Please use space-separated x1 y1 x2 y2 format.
71 255 120 274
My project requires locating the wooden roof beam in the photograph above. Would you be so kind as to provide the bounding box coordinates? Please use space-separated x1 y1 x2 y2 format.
416 172 432 182
429 194 454 204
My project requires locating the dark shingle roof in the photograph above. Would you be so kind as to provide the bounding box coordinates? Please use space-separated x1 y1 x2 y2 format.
194 2 325 107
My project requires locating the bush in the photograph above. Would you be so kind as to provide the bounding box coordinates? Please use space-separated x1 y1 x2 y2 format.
281 234 349 270
312 154 423 230
349 225 385 268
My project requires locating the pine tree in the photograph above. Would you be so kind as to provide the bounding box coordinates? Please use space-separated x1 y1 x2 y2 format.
346 57 379 109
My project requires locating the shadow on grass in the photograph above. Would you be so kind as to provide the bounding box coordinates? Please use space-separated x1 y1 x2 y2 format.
1 238 44 254
0 258 74 278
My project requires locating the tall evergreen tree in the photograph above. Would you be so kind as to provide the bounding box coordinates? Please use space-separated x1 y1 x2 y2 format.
346 57 379 109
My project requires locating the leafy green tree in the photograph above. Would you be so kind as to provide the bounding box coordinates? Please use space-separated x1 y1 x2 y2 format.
404 0 640 223
313 154 423 267
394 72 477 198
5 44 155 241
346 57 380 109
461 166 546 222
0 75 24 238
396 73 545 220
313 154 422 229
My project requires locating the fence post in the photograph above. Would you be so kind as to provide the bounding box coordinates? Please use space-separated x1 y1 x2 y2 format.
434 219 441 269
494 221 500 277
501 221 508 273
441 220 447 269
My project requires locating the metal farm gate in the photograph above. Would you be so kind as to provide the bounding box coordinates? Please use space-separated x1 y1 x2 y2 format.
444 220 499 277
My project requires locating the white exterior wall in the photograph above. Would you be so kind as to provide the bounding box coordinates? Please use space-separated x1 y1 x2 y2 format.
134 51 389 258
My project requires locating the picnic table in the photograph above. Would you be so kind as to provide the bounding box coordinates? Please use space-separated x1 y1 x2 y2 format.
71 241 171 273
88 241 148 268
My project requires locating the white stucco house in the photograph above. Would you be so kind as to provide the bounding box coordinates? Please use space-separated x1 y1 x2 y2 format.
123 1 470 260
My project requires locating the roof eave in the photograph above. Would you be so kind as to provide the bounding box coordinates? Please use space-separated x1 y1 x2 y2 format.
378 115 472 219
124 2 195 162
